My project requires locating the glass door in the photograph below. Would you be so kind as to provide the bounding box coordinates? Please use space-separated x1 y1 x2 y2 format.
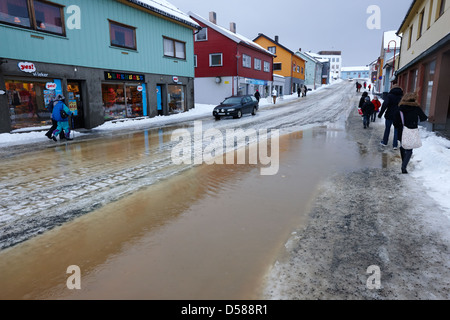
67 81 84 128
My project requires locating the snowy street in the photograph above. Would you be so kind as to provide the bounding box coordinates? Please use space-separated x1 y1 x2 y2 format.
0 80 449 299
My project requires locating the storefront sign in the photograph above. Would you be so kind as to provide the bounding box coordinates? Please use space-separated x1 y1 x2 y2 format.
173 76 179 83
104 72 145 82
46 82 57 90
137 85 143 92
18 62 36 73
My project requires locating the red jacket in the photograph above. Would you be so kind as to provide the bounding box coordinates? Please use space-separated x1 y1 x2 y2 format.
372 99 381 112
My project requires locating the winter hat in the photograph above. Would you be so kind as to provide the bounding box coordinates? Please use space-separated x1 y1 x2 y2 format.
55 94 65 101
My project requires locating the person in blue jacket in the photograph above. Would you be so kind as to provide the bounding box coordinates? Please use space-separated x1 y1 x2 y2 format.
51 94 73 141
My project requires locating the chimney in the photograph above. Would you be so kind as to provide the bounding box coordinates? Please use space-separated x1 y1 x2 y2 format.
209 12 217 24
230 22 236 33
275 35 279 43
298 48 301 52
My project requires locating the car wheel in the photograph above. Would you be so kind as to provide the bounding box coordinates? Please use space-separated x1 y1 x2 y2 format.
252 107 257 115
235 110 242 119
215 116 221 120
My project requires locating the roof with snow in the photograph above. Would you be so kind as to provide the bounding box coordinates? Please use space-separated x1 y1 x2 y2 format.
125 0 200 29
383 30 401 49
189 12 274 56
341 66 370 72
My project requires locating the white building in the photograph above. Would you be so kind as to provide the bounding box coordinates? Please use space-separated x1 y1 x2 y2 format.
316 51 342 82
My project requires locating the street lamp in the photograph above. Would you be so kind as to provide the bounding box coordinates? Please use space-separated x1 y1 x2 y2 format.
387 40 397 77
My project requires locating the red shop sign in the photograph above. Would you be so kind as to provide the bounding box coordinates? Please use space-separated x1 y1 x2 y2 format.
18 62 36 73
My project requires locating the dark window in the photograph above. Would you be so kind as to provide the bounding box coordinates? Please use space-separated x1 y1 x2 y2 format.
195 27 207 41
0 0 31 27
268 46 276 54
0 0 65 35
109 20 136 50
34 0 63 35
273 63 282 71
438 0 446 18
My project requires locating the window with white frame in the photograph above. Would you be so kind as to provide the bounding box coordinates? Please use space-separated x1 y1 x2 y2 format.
254 58 261 70
264 61 270 72
209 53 223 66
195 27 207 41
242 54 251 68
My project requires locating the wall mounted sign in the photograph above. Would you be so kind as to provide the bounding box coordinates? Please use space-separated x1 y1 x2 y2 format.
46 82 57 90
104 71 145 82
137 85 143 92
18 62 36 73
173 76 179 83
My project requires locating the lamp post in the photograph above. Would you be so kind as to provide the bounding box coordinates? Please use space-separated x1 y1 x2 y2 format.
387 40 397 77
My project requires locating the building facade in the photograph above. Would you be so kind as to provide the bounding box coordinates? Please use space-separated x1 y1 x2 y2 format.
296 51 323 90
253 34 305 95
340 66 370 80
189 12 274 104
317 51 342 82
375 30 401 97
0 0 199 133
396 0 449 133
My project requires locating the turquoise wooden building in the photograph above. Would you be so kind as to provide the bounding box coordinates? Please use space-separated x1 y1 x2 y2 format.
0 0 199 132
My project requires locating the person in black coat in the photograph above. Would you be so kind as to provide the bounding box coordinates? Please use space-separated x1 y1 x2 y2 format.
358 91 368 109
254 90 261 102
393 92 428 174
361 96 375 129
378 86 404 149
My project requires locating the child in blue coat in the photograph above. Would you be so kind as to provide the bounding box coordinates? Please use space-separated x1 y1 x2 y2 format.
51 94 73 141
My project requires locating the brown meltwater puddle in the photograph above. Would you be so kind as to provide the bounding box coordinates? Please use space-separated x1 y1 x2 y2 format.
0 125 364 300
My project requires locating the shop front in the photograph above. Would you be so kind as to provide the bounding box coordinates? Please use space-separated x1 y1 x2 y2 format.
102 71 147 121
168 84 185 114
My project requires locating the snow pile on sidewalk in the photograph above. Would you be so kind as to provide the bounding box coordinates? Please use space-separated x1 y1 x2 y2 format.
411 129 450 213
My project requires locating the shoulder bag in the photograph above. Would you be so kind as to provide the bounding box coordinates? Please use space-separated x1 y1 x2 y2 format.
400 111 422 149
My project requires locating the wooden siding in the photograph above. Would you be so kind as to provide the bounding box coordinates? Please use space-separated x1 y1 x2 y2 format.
0 0 196 77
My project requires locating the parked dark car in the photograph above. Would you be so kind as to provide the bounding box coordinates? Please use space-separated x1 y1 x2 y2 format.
212 95 259 120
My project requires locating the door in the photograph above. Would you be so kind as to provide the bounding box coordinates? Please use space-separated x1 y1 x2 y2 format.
156 85 163 115
67 81 84 128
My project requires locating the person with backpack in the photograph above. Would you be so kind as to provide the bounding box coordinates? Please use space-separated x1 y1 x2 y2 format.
45 97 65 140
378 85 404 149
361 96 375 129
51 94 73 141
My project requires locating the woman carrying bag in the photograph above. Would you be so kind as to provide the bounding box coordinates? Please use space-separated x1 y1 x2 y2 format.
393 92 428 174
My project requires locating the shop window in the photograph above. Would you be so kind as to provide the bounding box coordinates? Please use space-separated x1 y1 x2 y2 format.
163 37 186 59
6 80 51 130
0 0 65 35
102 83 143 120
168 85 185 114
109 20 136 50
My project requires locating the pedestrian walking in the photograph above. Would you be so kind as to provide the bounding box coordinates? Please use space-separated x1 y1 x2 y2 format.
254 89 261 102
358 91 369 109
272 87 278 104
368 84 372 91
297 86 301 97
45 97 65 141
303 85 308 97
378 85 404 149
393 92 428 174
356 81 360 92
361 96 375 129
371 95 381 122
50 94 73 141
363 81 367 89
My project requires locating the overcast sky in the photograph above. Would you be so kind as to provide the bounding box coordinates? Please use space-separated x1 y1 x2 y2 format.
168 0 413 67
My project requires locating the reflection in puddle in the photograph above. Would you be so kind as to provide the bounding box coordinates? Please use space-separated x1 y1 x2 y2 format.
0 125 384 299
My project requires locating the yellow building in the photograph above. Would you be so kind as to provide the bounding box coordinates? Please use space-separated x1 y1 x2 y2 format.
253 34 306 95
396 0 450 135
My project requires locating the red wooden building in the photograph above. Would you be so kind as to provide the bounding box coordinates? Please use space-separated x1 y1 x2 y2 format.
189 11 275 104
